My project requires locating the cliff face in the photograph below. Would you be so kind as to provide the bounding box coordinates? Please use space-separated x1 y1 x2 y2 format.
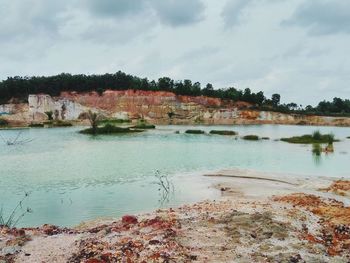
1 90 350 126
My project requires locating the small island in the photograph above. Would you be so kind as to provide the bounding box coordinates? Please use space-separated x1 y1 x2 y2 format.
80 124 143 135
281 131 337 144
242 135 260 141
185 130 206 134
209 130 238 136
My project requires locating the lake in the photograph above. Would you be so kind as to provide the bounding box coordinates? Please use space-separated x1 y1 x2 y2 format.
0 124 349 227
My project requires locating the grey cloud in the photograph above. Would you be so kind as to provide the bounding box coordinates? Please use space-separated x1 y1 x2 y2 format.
0 0 69 41
151 0 205 27
79 0 206 44
221 0 254 27
80 16 156 45
1 0 350 105
86 0 146 18
283 0 350 35
85 0 205 27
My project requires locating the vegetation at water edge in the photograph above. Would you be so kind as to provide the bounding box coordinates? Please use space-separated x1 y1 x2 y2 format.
28 123 44 128
281 131 337 144
98 119 132 125
0 118 9 126
209 130 237 136
80 124 143 135
242 135 260 141
185 130 205 134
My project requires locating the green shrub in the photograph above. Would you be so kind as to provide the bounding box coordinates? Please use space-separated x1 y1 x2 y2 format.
261 137 270 140
0 118 9 126
312 130 322 140
312 144 322 156
347 136 350 139
242 135 260 141
281 132 338 144
80 124 143 135
29 123 44 128
0 193 32 228
209 130 237 136
132 123 156 129
98 119 131 125
52 120 73 127
185 129 205 134
45 111 53 120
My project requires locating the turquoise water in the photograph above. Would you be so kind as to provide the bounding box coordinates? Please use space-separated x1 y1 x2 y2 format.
0 125 349 227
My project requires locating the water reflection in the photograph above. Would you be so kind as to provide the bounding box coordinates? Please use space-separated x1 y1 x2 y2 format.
312 144 322 165
311 142 335 165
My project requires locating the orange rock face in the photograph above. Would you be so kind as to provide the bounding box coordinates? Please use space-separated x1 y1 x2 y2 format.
3 89 350 126
274 192 350 256
320 181 350 197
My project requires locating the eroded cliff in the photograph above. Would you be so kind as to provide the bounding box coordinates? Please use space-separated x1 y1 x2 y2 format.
1 90 350 126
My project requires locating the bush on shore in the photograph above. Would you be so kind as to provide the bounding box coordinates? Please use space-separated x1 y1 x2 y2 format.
80 124 143 135
98 119 131 125
209 130 237 136
281 131 337 144
52 120 73 127
132 123 156 129
42 120 73 127
29 123 44 128
185 130 205 134
242 135 260 141
0 118 9 126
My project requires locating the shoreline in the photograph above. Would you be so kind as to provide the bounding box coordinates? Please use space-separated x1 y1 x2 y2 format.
1 172 350 262
2 120 350 129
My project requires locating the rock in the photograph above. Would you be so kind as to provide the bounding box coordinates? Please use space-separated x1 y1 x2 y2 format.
122 215 138 225
42 224 60 236
1 245 21 255
149 240 161 245
289 254 302 263
85 259 105 263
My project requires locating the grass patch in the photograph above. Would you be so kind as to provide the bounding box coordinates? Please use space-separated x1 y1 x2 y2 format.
281 131 337 144
29 123 44 128
0 193 32 228
242 135 260 141
185 129 205 134
43 120 73 127
52 120 73 127
98 119 131 125
80 124 143 135
0 118 9 127
132 123 156 129
209 130 237 136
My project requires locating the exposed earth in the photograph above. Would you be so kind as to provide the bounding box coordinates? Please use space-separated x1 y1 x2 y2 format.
1 173 350 262
1 90 350 127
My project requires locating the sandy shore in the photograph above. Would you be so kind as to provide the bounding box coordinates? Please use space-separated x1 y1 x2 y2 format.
1 171 350 262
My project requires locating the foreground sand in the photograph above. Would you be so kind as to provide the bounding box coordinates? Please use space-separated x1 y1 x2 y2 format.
1 172 350 262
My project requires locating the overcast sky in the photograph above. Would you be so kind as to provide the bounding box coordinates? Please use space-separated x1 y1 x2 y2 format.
0 0 349 105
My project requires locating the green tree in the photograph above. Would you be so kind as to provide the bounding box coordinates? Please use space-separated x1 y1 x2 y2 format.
271 94 281 107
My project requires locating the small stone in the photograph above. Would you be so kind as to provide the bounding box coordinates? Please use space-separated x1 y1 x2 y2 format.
122 215 138 225
149 240 161 245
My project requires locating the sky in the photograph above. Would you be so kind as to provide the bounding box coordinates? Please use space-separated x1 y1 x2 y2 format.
0 0 349 105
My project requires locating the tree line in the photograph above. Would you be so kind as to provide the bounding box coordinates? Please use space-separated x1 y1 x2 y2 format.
0 71 349 116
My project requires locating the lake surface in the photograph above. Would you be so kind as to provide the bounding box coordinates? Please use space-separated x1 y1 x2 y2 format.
0 125 349 227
